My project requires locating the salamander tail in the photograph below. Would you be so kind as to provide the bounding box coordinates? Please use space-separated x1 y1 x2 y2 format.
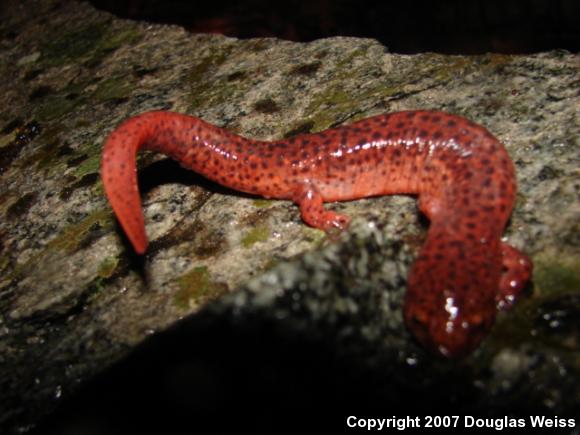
101 115 150 254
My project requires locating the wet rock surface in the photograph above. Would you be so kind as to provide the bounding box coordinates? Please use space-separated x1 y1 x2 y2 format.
0 0 578 433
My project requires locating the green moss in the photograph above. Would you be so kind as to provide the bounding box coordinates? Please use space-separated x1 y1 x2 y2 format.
188 79 240 112
26 133 104 199
300 54 493 133
305 86 361 131
34 23 141 118
185 46 249 110
97 256 119 279
62 135 108 182
28 136 63 171
0 253 10 277
0 128 17 148
242 226 270 248
64 80 91 98
40 20 143 68
92 76 133 102
32 79 93 123
47 208 114 254
35 96 81 122
174 266 227 309
186 49 231 84
334 46 371 69
96 26 143 53
41 21 109 67
534 257 580 296
73 153 101 178
303 226 327 245
252 199 273 208
477 254 580 361
6 209 115 283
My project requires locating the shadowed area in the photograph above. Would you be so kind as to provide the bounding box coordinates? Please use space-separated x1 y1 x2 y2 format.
32 304 480 435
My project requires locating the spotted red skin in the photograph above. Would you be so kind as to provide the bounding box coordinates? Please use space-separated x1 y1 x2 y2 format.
101 110 532 357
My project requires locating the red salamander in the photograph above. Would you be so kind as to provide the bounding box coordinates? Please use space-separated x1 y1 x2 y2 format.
101 110 532 357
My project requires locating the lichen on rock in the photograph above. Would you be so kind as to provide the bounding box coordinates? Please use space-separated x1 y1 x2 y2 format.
0 0 579 433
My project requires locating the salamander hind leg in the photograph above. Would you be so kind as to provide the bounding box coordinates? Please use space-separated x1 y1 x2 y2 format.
293 185 350 231
497 242 533 310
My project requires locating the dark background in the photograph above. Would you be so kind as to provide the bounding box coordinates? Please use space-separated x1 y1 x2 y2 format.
90 0 579 54
3 1 577 434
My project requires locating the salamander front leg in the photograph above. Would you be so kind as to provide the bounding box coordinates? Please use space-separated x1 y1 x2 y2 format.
497 242 533 310
293 185 350 231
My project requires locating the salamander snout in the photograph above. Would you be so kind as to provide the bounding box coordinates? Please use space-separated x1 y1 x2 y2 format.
404 300 495 358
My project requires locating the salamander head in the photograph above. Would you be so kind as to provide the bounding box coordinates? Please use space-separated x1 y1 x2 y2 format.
404 293 496 358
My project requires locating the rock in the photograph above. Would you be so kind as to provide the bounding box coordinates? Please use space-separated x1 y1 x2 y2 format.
0 0 578 433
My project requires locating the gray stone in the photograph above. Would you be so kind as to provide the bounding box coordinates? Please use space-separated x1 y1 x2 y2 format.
0 0 578 433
